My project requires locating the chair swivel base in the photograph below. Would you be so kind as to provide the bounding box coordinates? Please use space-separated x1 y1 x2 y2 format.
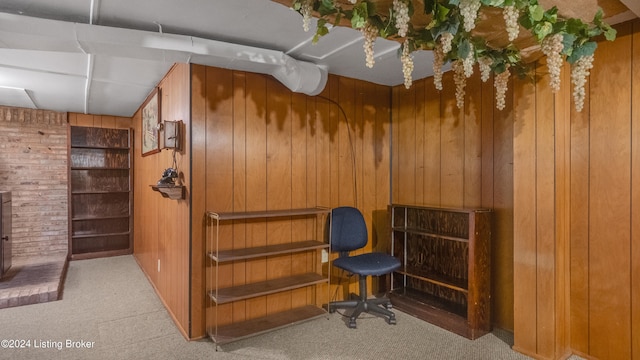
328 276 397 329
329 297 396 329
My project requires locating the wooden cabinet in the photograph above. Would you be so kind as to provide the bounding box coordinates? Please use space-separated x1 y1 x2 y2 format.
206 207 330 346
389 204 492 339
69 126 132 259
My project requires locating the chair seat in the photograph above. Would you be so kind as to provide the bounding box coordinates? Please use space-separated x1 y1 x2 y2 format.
333 252 401 276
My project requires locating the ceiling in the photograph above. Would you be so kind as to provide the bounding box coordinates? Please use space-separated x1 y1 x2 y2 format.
0 0 636 117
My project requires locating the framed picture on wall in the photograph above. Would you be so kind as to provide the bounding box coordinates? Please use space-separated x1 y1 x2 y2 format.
141 87 161 156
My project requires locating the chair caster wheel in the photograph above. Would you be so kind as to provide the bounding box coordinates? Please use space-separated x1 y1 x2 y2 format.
387 317 397 325
328 306 336 314
385 303 393 310
348 319 357 329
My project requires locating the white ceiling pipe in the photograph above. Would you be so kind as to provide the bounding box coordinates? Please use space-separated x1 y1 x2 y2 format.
0 12 328 96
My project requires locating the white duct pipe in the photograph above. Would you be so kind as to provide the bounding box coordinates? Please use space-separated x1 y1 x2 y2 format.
0 13 328 96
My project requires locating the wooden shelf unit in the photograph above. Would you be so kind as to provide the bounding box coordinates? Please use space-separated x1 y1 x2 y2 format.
206 207 331 346
389 204 492 340
69 126 132 259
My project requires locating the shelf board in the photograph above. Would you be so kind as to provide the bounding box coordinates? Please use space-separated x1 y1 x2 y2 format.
207 207 330 220
391 204 492 214
209 240 329 262
72 190 130 195
390 287 467 319
71 145 129 150
389 288 490 340
396 268 468 293
392 227 469 243
209 273 327 304
150 185 184 200
72 215 130 221
209 305 326 345
70 248 131 261
72 231 130 239
71 167 130 170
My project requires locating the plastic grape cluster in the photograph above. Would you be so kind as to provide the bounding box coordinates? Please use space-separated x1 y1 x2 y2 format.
301 0 312 32
463 42 475 78
393 0 410 38
571 54 594 112
361 22 378 68
459 0 482 32
478 57 493 83
401 41 414 89
494 66 511 111
433 45 445 91
541 33 564 92
453 60 467 109
503 5 520 42
440 32 454 55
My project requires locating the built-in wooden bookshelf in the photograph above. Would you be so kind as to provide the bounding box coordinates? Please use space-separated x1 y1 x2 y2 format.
69 126 132 259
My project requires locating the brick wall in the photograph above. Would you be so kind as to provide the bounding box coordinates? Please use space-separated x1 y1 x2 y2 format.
0 106 68 257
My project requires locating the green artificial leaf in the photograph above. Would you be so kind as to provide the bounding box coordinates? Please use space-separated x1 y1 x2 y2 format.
561 33 577 54
313 19 330 44
604 27 617 41
318 0 337 16
565 18 586 34
494 62 507 74
457 38 471 59
567 41 597 64
481 0 505 7
534 22 553 41
424 0 436 14
542 6 558 23
586 26 603 38
519 12 533 29
351 3 369 29
593 8 604 25
321 0 334 9
431 15 460 39
529 4 544 22
506 51 521 64
436 4 451 22
364 0 376 15
292 0 301 12
333 12 343 27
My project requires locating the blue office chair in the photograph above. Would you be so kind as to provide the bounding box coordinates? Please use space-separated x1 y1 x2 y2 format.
328 206 401 329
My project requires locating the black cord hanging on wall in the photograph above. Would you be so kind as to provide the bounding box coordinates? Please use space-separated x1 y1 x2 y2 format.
317 95 358 209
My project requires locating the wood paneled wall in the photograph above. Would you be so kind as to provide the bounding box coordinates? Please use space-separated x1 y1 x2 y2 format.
72 20 639 356
391 68 515 331
511 20 640 360
392 19 640 360
130 63 192 339
190 65 391 338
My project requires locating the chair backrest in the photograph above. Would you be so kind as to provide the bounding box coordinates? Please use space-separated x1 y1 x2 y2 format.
330 206 368 254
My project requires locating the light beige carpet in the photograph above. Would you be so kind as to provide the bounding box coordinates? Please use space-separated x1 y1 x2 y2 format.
0 255 541 360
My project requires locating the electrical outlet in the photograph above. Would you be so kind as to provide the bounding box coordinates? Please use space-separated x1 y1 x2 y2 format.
321 249 328 263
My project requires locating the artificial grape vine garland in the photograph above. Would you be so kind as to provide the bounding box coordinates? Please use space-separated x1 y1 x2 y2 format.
291 0 617 112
